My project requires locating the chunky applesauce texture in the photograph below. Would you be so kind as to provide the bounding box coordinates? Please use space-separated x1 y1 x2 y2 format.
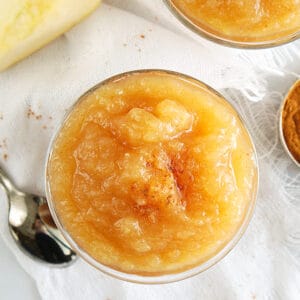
171 0 300 42
48 71 257 275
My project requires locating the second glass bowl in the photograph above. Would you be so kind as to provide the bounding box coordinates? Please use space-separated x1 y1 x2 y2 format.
164 0 300 49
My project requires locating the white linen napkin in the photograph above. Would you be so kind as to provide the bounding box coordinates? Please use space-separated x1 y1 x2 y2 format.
105 0 300 70
0 3 299 300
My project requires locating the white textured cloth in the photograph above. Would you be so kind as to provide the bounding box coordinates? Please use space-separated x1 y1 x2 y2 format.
0 2 300 300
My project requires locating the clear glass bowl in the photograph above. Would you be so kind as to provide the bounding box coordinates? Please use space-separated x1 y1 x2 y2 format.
45 69 259 283
164 0 300 49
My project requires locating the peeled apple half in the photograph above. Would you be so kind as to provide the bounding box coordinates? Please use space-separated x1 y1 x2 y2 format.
0 0 101 72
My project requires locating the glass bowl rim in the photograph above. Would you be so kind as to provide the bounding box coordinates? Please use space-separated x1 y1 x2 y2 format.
163 0 300 49
45 69 259 284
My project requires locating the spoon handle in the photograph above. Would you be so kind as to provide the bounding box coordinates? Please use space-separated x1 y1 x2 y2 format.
0 166 15 194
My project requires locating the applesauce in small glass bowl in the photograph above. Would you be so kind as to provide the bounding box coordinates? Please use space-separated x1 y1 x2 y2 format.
164 0 300 48
46 70 258 283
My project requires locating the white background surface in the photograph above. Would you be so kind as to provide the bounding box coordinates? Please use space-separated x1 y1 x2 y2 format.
0 235 40 299
0 1 208 298
3 2 138 299
0 0 298 300
0 2 228 297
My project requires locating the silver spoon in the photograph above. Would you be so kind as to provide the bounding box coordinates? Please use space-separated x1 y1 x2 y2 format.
0 166 76 266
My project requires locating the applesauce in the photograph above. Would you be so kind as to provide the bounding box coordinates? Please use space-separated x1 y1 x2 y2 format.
47 70 258 277
168 0 300 45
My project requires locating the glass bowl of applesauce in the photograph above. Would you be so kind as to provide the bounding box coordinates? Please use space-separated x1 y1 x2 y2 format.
46 70 258 283
164 0 300 48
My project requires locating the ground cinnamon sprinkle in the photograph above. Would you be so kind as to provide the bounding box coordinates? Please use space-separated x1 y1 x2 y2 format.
27 106 35 118
27 105 43 120
26 105 54 129
0 138 7 149
282 80 300 163
0 139 8 161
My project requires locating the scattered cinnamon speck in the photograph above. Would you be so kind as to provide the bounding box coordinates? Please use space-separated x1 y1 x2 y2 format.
26 105 54 131
0 112 3 120
0 139 8 161
27 105 44 120
140 34 145 39
26 105 54 126
123 43 127 47
27 106 35 118
148 28 153 32
0 138 7 149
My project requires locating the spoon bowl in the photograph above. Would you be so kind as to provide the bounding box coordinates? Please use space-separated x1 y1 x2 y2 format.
0 166 76 266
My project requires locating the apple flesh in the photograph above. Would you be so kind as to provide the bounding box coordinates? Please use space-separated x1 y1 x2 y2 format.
0 0 101 72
